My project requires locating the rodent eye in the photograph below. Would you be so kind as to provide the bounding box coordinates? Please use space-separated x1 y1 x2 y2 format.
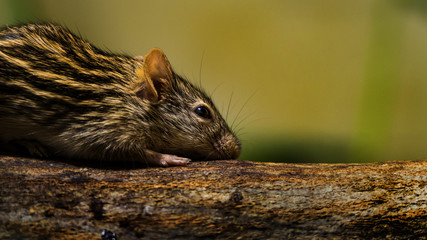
194 105 212 120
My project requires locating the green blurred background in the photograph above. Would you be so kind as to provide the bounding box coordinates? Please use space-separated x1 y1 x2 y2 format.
1 0 427 163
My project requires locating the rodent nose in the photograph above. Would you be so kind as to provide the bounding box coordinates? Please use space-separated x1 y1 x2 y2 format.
230 139 242 159
216 133 241 160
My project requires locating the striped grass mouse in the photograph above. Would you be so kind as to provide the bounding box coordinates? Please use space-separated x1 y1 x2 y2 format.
0 23 241 167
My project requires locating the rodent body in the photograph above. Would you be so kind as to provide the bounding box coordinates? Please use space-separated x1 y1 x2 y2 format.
0 23 241 166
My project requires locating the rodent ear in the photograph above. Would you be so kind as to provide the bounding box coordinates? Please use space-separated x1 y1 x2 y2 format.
134 48 174 102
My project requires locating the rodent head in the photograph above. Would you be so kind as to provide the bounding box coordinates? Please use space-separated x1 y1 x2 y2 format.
132 48 241 160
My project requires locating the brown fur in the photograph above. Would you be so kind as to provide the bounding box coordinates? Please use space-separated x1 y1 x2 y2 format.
0 23 241 167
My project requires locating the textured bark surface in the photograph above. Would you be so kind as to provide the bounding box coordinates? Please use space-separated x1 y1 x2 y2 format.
1 155 427 239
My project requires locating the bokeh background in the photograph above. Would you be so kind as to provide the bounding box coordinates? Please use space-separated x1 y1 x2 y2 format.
1 0 427 163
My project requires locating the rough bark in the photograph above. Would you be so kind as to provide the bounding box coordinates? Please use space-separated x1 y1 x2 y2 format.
1 155 427 239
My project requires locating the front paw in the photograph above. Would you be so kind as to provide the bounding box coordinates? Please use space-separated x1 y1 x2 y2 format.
144 149 191 167
158 154 191 167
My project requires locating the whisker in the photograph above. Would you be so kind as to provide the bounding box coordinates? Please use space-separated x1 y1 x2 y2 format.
210 82 224 97
235 117 265 137
199 49 206 88
221 102 225 116
233 110 256 133
235 131 249 138
231 91 256 129
225 91 233 122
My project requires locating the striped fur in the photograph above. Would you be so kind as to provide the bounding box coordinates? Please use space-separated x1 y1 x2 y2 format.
0 24 240 165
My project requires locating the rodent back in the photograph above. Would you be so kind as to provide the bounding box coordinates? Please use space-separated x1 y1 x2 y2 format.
0 24 139 122
0 24 152 155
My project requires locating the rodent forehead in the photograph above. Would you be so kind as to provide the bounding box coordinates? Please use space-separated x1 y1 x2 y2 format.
169 74 227 124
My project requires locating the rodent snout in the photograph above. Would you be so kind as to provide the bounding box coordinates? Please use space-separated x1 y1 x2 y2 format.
215 133 241 160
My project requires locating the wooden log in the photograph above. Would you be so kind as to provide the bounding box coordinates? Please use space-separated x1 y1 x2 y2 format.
1 155 427 239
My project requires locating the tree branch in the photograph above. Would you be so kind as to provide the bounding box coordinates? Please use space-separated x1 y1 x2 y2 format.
1 155 427 239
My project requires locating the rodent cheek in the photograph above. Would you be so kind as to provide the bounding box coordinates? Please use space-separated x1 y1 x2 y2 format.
198 120 212 127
